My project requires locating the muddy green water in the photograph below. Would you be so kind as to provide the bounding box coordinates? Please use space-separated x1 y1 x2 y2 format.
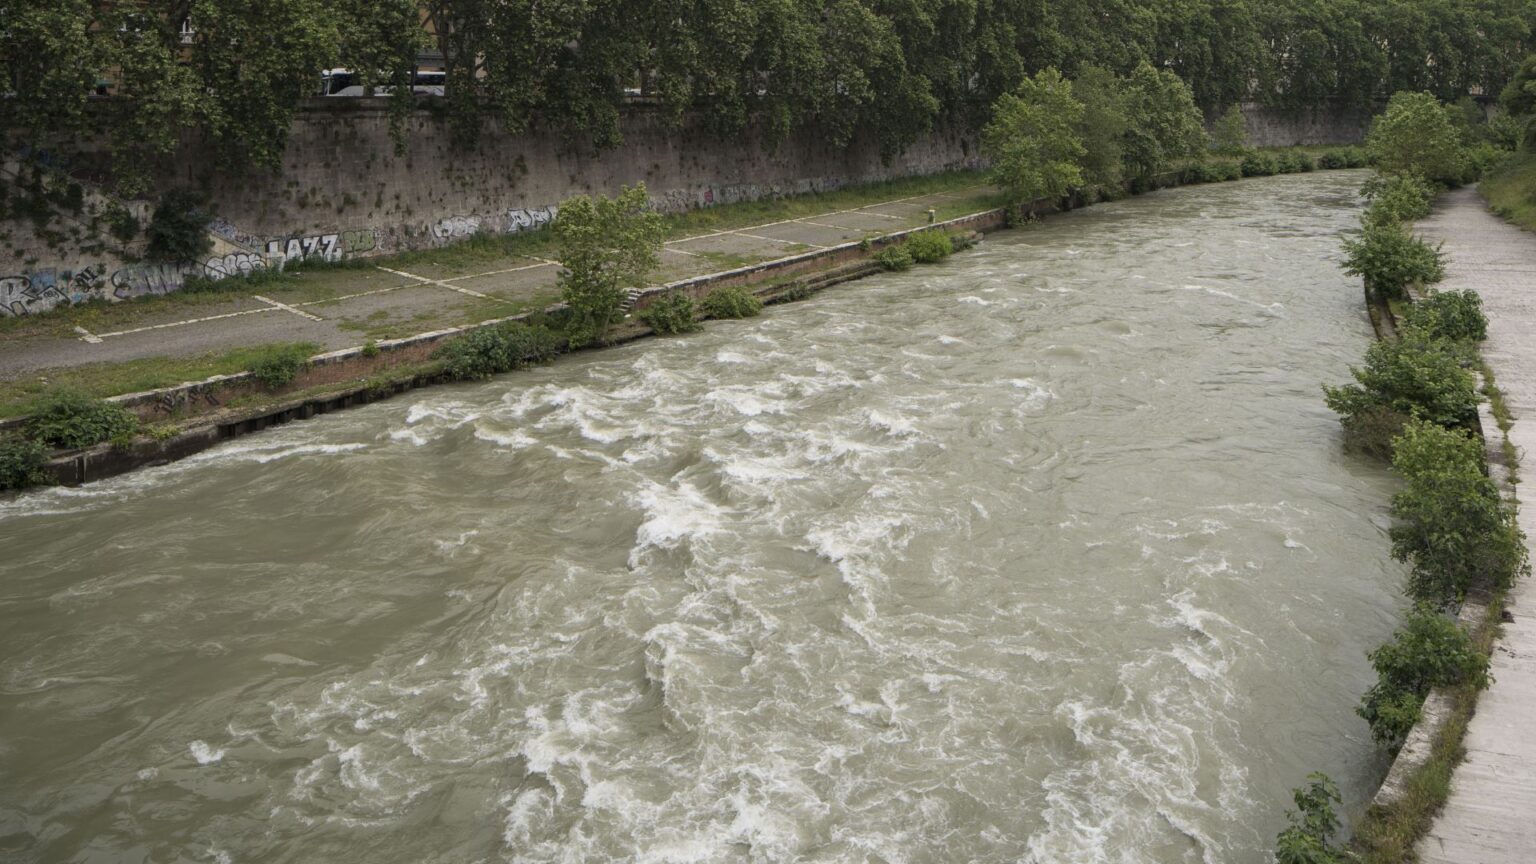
0 171 1405 864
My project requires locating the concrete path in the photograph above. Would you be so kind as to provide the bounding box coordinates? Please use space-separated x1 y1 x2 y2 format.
0 187 990 380
1414 187 1536 863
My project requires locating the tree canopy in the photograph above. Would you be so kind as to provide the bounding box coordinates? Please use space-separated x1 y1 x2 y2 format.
3 0 1534 189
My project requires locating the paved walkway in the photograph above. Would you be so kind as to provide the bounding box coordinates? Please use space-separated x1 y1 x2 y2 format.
1414 187 1536 863
0 187 990 379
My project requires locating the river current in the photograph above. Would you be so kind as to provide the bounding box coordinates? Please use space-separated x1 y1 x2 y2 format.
0 171 1405 864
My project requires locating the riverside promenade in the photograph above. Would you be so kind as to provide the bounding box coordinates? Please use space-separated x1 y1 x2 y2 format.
1415 187 1536 863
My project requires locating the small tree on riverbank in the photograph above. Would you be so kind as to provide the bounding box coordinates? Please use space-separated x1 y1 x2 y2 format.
982 68 1086 206
554 185 665 347
1367 91 1468 185
1121 62 1208 184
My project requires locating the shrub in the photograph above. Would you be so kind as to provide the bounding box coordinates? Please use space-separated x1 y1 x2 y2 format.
983 67 1086 205
1183 161 1220 184
1324 334 1478 444
1401 289 1487 343
1317 150 1352 170
0 433 51 491
700 286 764 320
1210 103 1249 156
1276 151 1313 173
1340 222 1446 299
555 184 666 347
904 231 954 264
26 389 139 450
874 244 915 271
1361 173 1437 227
1241 152 1279 177
639 293 699 335
1390 420 1527 607
1216 160 1243 181
1274 773 1345 864
145 189 213 262
436 322 563 381
1358 604 1490 748
1367 91 1468 186
248 345 311 389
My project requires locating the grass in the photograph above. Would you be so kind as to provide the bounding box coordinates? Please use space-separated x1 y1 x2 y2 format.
0 341 320 419
1480 152 1536 233
1482 361 1520 485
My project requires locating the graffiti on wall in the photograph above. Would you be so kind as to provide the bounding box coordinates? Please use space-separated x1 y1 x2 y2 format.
505 205 557 234
265 233 342 263
209 217 264 250
432 215 483 240
2 254 270 318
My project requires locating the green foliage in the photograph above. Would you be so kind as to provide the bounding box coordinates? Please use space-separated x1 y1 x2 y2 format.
1278 151 1316 173
904 231 954 264
103 201 140 244
1390 420 1527 607
435 321 563 380
1340 222 1446 299
1318 147 1370 169
983 68 1086 206
1324 334 1477 444
1241 152 1279 177
699 286 764 320
1274 773 1345 864
1368 92 1469 185
555 185 665 347
1072 67 1130 193
638 293 700 336
1358 604 1490 747
1362 173 1437 228
1183 162 1221 184
1210 104 1249 156
145 190 213 262
247 345 311 389
874 244 915 271
1402 290 1487 343
1121 62 1208 182
0 433 51 491
26 388 138 450
1499 54 1536 147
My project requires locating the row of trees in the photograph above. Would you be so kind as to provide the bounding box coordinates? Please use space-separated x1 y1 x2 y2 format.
5 0 1536 190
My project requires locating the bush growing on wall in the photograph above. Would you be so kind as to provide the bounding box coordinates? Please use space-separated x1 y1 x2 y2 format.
904 231 954 264
26 389 139 450
0 433 51 491
1324 334 1478 458
1357 603 1490 748
1389 419 1526 608
1274 773 1346 864
638 293 699 335
555 185 665 347
1361 173 1438 227
699 286 763 320
1401 289 1488 343
1340 222 1446 299
436 321 562 380
145 189 213 262
874 244 915 271
247 345 312 389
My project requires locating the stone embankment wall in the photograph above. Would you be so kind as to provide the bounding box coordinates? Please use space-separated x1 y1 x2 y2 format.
3 100 1365 318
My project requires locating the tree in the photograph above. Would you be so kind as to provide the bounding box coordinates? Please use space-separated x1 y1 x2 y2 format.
1367 91 1468 185
1358 603 1489 747
1121 61 1208 182
1390 419 1526 607
982 68 1086 206
1210 103 1249 154
554 185 666 347
1072 66 1131 193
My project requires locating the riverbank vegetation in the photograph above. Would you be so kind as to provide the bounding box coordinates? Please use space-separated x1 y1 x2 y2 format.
1291 87 1530 864
7 0 1536 196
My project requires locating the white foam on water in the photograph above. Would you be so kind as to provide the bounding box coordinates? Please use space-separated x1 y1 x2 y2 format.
189 740 225 764
957 296 992 306
473 427 538 449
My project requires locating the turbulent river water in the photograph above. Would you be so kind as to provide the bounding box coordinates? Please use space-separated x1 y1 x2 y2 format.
0 171 1407 864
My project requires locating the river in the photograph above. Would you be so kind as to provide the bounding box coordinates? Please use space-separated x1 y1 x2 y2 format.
0 171 1404 864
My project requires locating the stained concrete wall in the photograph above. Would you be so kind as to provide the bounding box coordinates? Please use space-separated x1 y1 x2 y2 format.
3 100 1369 317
